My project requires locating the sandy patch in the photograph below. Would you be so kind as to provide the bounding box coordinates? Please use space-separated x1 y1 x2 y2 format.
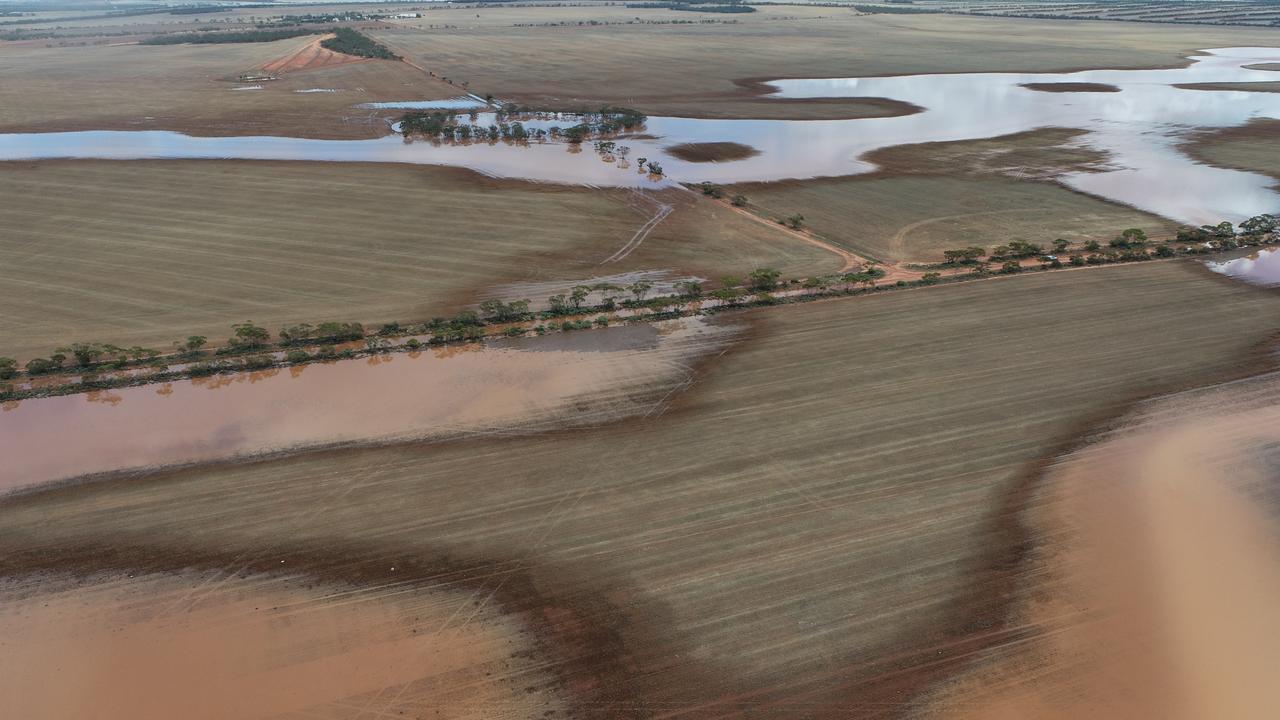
261 34 370 74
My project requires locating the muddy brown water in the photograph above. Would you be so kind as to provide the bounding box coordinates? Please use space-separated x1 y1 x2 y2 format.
0 570 563 720
1 318 740 494
928 371 1280 720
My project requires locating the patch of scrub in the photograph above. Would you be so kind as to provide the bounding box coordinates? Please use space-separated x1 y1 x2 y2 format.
0 570 563 720
476 270 698 310
0 316 742 492
666 141 761 163
1020 82 1120 93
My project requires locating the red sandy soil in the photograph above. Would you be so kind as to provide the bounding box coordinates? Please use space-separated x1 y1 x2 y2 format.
260 34 369 74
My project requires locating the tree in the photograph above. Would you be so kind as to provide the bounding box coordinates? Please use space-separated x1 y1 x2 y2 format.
1240 213 1278 237
185 335 207 352
629 280 653 302
1203 221 1235 238
784 213 805 230
59 343 105 367
1110 228 1147 248
942 246 985 265
547 294 569 314
25 353 66 375
1001 260 1022 274
570 285 591 310
230 321 270 349
731 194 748 207
1177 225 1210 243
1083 240 1101 252
1052 238 1070 253
0 357 16 380
647 162 664 176
1154 244 1175 257
675 280 704 298
748 268 781 291
920 272 941 285
711 287 745 305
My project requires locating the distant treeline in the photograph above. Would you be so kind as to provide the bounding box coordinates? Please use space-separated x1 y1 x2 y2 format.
141 28 320 45
167 6 232 15
320 27 399 60
626 1 757 12
852 4 939 14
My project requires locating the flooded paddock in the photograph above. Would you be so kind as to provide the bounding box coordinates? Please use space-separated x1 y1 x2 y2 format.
0 318 741 493
0 570 563 720
1207 247 1280 286
1 48 1280 223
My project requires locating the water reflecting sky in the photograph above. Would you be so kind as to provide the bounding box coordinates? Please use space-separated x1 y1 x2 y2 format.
1 47 1279 224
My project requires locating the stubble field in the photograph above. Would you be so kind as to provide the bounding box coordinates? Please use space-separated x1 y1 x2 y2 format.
0 159 839 361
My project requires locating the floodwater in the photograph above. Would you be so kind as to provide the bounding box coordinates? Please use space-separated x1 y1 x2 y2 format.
358 97 488 110
3 48 1280 223
0 318 739 493
930 372 1280 720
0 571 562 720
1207 247 1280 286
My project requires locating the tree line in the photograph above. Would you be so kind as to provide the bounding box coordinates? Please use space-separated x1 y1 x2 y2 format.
320 27 399 60
141 28 320 45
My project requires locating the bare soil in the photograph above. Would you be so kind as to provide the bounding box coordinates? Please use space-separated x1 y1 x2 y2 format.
1019 81 1121 92
666 141 761 163
1173 80 1280 93
259 33 370 74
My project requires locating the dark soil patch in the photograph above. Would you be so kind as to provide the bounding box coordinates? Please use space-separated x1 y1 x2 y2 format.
666 141 761 163
1020 82 1121 93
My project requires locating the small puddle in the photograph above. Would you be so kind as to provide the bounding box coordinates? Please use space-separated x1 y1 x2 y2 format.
1207 247 1280 286
0 318 741 493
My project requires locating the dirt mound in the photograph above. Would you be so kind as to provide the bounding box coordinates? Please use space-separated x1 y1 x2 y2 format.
260 35 369 74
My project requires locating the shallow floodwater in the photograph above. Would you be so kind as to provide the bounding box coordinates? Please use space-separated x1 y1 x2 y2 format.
1 48 1279 223
0 319 737 493
1207 247 1280 286
358 97 488 110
